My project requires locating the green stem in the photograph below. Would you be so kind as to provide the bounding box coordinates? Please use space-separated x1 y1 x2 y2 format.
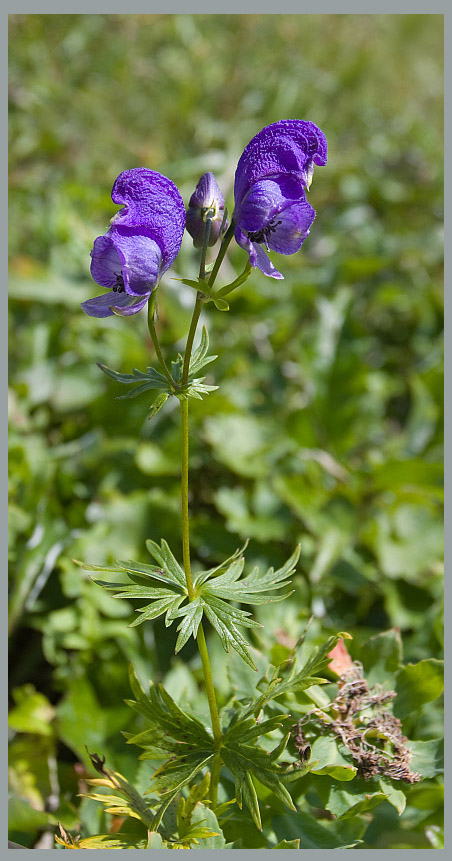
207 221 235 289
180 397 194 599
178 224 236 802
199 213 213 282
181 221 235 386
180 396 222 749
209 753 222 808
182 293 204 385
147 293 176 388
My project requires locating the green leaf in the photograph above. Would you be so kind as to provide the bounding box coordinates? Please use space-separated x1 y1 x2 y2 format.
126 679 213 751
199 544 299 606
72 833 150 849
309 736 357 781
215 261 253 298
8 685 55 736
360 629 403 686
150 752 214 795
171 597 204 652
177 772 210 835
406 738 444 778
189 804 225 848
8 794 57 834
194 544 249 588
80 542 189 632
147 831 164 849
148 391 170 418
213 297 230 311
185 378 218 401
125 675 214 804
203 602 258 669
188 326 218 376
316 776 388 819
130 594 185 628
145 539 187 588
222 739 296 830
97 362 168 390
393 659 444 718
379 777 406 814
175 277 211 296
272 812 364 849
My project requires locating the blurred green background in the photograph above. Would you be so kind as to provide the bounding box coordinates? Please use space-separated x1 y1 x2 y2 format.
9 13 443 848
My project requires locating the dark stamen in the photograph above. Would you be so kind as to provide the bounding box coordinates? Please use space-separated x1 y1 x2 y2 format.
247 219 283 248
112 272 125 293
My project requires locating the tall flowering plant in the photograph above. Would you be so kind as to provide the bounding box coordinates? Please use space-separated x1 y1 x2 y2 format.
63 121 423 850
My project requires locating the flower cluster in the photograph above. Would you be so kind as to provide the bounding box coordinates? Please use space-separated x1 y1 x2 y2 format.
82 120 327 315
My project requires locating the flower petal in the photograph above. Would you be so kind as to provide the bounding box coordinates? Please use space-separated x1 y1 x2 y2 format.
90 235 124 289
90 228 162 297
234 120 327 207
234 176 304 234
188 171 225 210
267 198 316 255
110 294 150 316
81 290 149 318
253 242 284 280
110 168 186 273
234 227 283 280
110 230 162 296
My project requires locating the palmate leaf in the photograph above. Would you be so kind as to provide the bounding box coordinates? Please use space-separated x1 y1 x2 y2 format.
170 597 204 652
221 735 297 830
80 541 299 667
97 362 169 388
126 666 214 753
76 539 189 629
217 634 351 828
222 632 351 747
191 545 300 669
124 668 215 831
196 544 300 606
97 327 218 412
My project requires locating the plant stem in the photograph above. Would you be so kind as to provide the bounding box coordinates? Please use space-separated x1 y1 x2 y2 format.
180 397 194 599
147 292 176 388
199 213 213 282
178 223 236 802
207 221 235 289
182 293 204 386
180 396 222 750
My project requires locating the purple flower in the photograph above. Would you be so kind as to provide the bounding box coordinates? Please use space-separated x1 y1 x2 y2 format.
233 120 327 279
82 168 186 317
185 172 226 248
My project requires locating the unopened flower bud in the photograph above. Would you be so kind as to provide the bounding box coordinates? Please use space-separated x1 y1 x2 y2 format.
186 172 227 248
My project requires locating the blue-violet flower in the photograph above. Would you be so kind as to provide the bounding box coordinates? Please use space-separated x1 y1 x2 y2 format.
185 172 226 248
233 120 327 279
82 168 186 317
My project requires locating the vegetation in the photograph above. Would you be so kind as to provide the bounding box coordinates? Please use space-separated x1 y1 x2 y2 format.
9 14 443 849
